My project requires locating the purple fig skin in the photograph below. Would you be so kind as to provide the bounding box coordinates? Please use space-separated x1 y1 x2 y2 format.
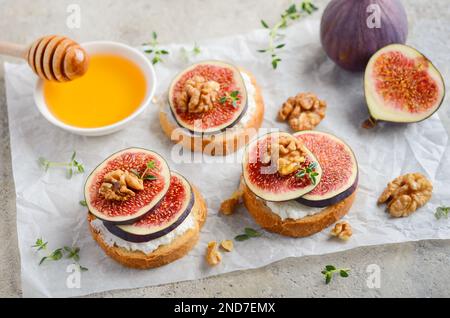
84 148 171 225
320 0 408 72
102 184 195 243
296 173 358 208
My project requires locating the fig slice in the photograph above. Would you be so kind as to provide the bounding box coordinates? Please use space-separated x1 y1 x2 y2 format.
294 131 358 207
364 44 445 126
84 148 171 224
103 172 194 243
242 132 322 202
168 60 248 134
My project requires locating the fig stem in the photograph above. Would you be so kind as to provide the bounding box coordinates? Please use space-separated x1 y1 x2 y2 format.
362 116 378 129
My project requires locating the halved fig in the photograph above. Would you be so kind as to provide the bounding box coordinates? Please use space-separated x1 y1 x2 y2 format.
84 148 171 224
168 60 248 134
242 132 322 202
294 131 358 207
103 172 194 243
364 44 445 127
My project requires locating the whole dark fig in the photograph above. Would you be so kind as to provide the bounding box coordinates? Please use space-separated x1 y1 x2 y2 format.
320 0 408 72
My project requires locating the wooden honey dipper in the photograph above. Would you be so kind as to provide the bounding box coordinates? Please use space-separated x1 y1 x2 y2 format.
0 35 89 82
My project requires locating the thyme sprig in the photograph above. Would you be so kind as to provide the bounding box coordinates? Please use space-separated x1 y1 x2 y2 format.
296 161 319 185
219 90 240 108
38 151 85 179
435 206 450 220
180 42 201 62
131 161 157 181
143 32 169 65
258 1 318 69
33 238 88 270
32 238 48 251
321 265 350 284
235 227 262 241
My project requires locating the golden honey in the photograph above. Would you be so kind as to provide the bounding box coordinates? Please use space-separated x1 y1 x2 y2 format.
44 54 147 128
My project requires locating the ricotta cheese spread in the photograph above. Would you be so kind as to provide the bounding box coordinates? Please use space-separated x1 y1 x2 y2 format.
90 212 196 254
265 200 324 220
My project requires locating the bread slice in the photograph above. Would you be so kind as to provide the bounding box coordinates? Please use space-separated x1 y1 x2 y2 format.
159 69 265 156
88 186 207 269
242 183 356 238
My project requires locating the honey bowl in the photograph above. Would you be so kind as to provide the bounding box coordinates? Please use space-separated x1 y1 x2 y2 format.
34 41 156 136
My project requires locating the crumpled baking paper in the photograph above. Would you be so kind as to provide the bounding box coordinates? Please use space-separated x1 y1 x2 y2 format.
4 17 450 297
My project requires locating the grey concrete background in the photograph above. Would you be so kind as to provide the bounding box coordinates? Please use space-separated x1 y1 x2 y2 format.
1 0 449 297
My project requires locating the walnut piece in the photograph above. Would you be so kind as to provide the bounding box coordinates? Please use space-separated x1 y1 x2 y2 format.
205 241 222 266
178 76 220 113
219 177 245 215
278 92 327 131
330 221 352 241
220 240 233 252
378 173 433 217
98 169 144 201
262 135 307 176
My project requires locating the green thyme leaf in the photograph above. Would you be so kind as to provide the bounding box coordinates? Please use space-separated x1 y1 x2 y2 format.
321 265 350 284
435 206 450 220
296 170 306 178
79 200 87 207
230 91 239 98
340 270 349 277
38 157 50 171
79 265 89 272
245 227 262 237
235 234 250 241
235 228 262 242
39 256 48 265
261 20 269 28
325 272 332 284
143 175 157 181
147 161 156 169
272 59 278 69
219 91 240 107
286 4 297 15
192 43 201 55
32 238 48 251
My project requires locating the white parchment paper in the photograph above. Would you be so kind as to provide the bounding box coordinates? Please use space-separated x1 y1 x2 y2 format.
4 18 450 297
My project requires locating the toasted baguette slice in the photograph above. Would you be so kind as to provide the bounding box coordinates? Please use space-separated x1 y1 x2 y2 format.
88 186 207 269
159 69 264 156
242 183 356 238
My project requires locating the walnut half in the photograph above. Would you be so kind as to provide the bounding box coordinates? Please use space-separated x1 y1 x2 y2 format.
262 135 307 176
99 170 144 201
378 173 433 217
178 76 220 113
278 92 327 131
330 221 352 241
205 241 222 266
